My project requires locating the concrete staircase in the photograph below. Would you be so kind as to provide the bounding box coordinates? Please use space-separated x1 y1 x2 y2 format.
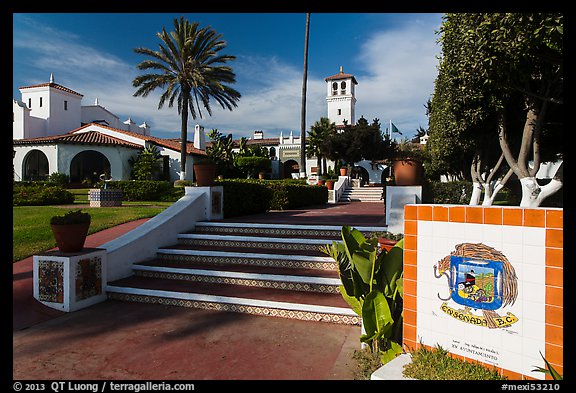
339 187 383 202
107 222 387 325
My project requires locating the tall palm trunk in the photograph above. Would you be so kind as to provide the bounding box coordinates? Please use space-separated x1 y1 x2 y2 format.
180 91 189 180
299 13 310 178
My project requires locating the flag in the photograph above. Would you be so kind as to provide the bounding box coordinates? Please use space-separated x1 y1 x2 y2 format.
391 122 402 135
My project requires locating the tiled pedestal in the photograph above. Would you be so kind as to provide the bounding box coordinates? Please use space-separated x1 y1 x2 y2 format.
33 248 107 312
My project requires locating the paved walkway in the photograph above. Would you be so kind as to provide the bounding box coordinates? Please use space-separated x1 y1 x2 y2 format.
13 202 385 380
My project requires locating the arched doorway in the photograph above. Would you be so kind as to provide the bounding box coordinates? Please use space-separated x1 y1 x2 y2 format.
70 150 111 184
23 150 50 181
283 160 300 179
351 165 370 186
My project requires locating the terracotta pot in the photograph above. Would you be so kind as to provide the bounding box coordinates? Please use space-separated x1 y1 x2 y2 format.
378 237 398 252
340 167 348 176
317 179 325 186
325 180 335 190
392 158 423 186
51 223 90 253
193 163 217 186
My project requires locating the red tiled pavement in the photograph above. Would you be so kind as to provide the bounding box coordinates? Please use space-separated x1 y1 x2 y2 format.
13 202 383 380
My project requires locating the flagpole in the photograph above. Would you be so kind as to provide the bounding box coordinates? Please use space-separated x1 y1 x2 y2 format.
389 119 392 140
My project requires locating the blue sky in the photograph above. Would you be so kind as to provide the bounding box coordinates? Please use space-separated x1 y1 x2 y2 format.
13 13 443 140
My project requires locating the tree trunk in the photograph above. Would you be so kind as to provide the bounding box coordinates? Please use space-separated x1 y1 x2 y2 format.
299 13 310 178
180 93 189 180
519 177 562 207
469 182 482 205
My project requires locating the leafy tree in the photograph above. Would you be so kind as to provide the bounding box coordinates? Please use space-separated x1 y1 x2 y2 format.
429 13 563 207
323 116 392 171
129 145 162 180
307 117 336 176
206 129 240 178
132 17 241 180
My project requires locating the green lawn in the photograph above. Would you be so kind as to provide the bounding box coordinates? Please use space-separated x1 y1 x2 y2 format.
13 203 171 262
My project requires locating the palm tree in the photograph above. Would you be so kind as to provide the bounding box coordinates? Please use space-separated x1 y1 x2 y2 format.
132 17 241 180
307 117 336 176
299 13 311 178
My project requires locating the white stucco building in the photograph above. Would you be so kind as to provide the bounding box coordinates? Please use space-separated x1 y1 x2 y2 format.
13 74 205 183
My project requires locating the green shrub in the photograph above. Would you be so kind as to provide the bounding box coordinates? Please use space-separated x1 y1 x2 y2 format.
173 180 195 187
217 180 273 217
422 180 473 204
234 156 271 178
216 179 328 217
100 180 174 201
13 184 75 206
47 172 70 187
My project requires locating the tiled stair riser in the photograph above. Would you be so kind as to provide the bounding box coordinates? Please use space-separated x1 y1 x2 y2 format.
107 292 360 325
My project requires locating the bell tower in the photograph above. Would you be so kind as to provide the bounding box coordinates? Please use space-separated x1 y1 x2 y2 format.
325 66 358 126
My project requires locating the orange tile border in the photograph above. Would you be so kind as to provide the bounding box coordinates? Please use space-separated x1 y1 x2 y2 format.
524 209 546 227
403 234 417 251
545 267 563 287
545 305 563 327
546 286 563 308
404 279 417 298
404 309 417 326
405 205 417 220
403 324 416 343
545 247 563 268
465 206 483 224
503 208 523 226
404 264 417 281
404 220 417 236
418 205 433 221
545 229 563 248
484 207 503 225
545 343 563 366
545 209 563 229
432 205 449 222
404 294 417 311
449 206 465 223
404 249 417 266
545 324 563 346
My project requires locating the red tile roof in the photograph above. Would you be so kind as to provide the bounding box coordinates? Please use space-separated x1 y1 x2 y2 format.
13 123 207 156
13 131 142 149
325 72 358 84
19 82 83 97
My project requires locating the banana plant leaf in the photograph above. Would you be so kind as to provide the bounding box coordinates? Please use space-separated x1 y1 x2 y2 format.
361 290 393 340
341 226 378 285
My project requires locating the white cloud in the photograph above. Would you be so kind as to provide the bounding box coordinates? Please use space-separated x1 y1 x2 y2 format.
354 19 441 137
13 14 442 141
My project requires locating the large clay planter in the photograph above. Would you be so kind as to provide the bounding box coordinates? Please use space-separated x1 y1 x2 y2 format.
325 180 335 190
392 159 423 186
378 237 398 252
51 223 90 253
340 167 348 176
193 163 217 186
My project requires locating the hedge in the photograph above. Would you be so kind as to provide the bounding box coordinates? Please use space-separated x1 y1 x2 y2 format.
422 180 473 204
216 179 328 217
13 184 75 206
99 180 175 201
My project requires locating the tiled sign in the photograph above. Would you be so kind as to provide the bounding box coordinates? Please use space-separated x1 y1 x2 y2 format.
403 205 563 380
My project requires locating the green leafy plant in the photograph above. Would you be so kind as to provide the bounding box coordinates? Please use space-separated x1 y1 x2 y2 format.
532 352 563 380
129 145 163 180
321 226 404 365
50 209 91 225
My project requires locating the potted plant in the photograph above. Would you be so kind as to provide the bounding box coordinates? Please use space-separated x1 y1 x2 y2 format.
50 209 91 253
370 231 404 252
390 139 427 186
193 155 217 186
